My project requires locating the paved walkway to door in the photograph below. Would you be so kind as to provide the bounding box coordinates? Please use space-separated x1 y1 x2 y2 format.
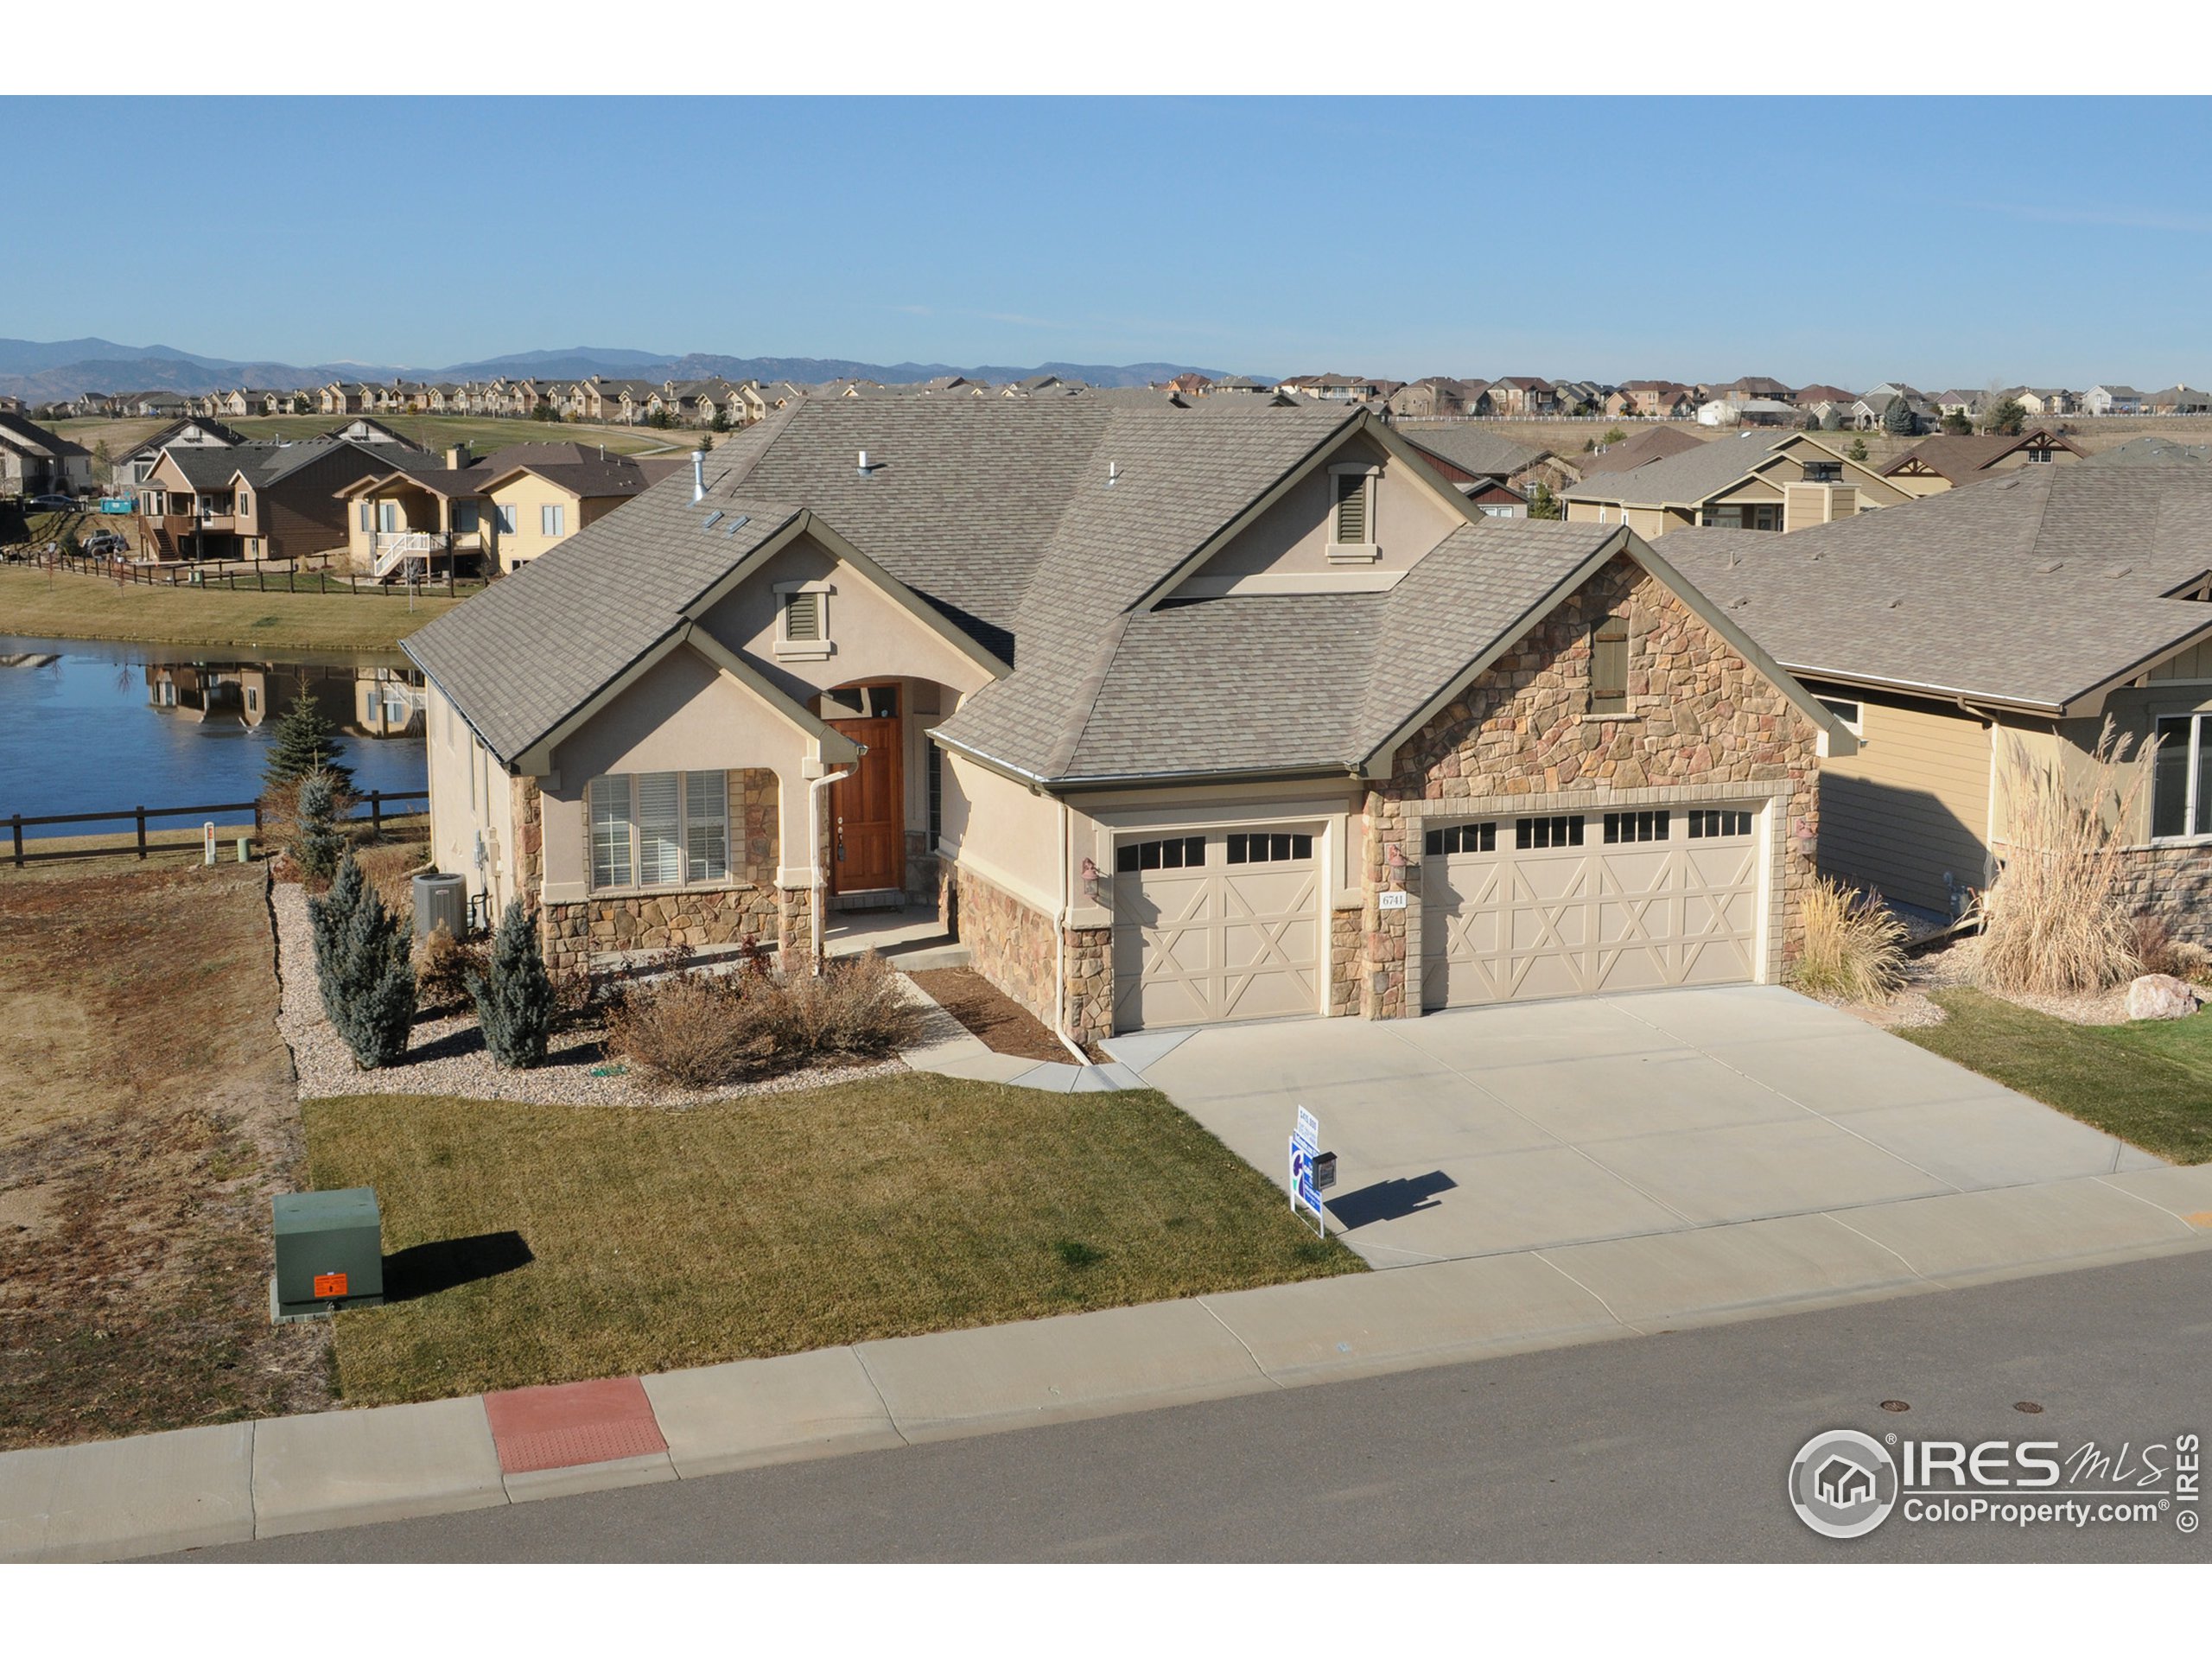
1106 985 2169 1268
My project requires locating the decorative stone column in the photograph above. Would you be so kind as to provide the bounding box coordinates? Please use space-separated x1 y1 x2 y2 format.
1360 788 1412 1020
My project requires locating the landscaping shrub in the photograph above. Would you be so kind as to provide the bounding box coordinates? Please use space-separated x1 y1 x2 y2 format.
263 769 358 884
310 852 416 1069
756 950 926 1059
1791 878 1907 1004
603 971 766 1089
1980 722 2145 995
2126 912 2211 985
289 769 346 885
467 898 556 1068
415 921 486 1016
604 950 923 1089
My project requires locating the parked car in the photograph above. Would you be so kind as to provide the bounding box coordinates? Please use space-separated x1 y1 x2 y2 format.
27 493 76 511
81 531 130 556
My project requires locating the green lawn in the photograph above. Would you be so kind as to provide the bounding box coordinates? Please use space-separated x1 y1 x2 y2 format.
0 564 462 651
1903 988 2212 1164
305 1075 1360 1405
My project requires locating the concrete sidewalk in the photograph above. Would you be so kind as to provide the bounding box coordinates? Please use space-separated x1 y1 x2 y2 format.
6 1162 2210 1562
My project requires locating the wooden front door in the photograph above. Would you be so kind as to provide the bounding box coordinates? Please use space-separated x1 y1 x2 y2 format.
826 708 904 895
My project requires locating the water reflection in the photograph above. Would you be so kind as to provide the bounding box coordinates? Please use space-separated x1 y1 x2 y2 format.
142 660 425 738
0 635 429 827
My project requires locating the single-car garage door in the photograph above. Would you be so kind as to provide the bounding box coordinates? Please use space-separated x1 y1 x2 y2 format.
1422 807 1761 1008
1114 829 1322 1031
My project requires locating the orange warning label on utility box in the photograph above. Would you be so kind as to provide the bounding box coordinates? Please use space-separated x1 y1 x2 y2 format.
313 1272 349 1299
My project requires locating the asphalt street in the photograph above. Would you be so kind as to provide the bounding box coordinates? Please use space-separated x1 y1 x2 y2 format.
183 1251 2212 1562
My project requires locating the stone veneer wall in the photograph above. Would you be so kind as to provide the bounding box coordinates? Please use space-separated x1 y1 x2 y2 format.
1329 904 1363 1018
1360 555 1823 1016
534 768 786 972
2113 845 2212 946
948 863 1108 1044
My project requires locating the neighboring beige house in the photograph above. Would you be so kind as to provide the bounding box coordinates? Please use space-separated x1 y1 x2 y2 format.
1562 430 1908 538
1484 377 1558 416
1880 429 2083 498
336 442 682 578
0 412 93 498
404 400 1848 1038
137 438 435 562
1665 467 2212 931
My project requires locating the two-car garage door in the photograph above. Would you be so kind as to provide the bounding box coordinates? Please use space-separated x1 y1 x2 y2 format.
1421 806 1762 1009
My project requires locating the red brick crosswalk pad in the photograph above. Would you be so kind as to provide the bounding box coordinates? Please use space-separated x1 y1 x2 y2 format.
483 1376 668 1473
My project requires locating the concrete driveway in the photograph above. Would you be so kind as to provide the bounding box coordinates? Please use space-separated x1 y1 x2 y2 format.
1106 986 2165 1268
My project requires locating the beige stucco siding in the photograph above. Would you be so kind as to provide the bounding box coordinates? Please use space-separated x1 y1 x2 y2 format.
424 679 519 919
1811 687 1993 911
939 751 1063 914
486 477 582 569
539 644 815 901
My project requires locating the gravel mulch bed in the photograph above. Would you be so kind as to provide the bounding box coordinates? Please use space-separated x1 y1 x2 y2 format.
907 966 1079 1063
270 881 905 1108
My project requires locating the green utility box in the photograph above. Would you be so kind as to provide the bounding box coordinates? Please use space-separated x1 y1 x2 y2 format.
271 1188 385 1323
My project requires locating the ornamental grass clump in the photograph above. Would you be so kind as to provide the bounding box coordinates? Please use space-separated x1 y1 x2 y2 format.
1790 878 1907 1005
1979 722 2145 996
757 950 925 1059
308 850 416 1069
467 898 556 1069
604 949 924 1090
603 970 766 1089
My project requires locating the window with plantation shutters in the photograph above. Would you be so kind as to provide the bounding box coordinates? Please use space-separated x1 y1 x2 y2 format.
1333 471 1368 543
589 776 632 891
635 772 683 887
685 771 729 881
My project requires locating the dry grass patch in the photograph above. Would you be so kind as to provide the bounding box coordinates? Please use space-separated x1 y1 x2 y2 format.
0 564 460 652
0 862 331 1449
1980 724 2145 996
305 1074 1363 1405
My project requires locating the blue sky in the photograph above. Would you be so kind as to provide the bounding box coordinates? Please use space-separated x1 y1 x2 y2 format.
9 95 2211 384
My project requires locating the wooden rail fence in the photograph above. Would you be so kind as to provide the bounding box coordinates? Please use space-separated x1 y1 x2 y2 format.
6 789 429 868
33 552 476 598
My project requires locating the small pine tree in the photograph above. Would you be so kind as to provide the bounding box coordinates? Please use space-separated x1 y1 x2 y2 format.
1602 426 1628 447
1984 397 2028 436
308 854 365 1020
1881 395 1918 436
1941 410 1974 435
263 683 353 793
1525 481 1562 521
1847 435 1870 462
467 897 555 1068
312 853 416 1069
1819 408 1843 432
292 769 346 882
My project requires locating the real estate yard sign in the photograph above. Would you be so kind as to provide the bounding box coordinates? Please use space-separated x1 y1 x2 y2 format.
1288 1107 1325 1236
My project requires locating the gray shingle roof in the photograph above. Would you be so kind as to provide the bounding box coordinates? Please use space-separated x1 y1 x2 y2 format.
1396 424 1547 479
2085 437 2212 467
1658 467 2212 712
1562 429 1797 505
1576 424 1707 476
404 399 1669 783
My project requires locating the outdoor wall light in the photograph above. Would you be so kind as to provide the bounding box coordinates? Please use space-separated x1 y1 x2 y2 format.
1079 855 1101 900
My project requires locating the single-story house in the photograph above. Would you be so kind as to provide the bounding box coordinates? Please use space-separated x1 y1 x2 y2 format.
1577 425 1707 477
1562 430 1908 538
1663 467 2212 932
401 399 1849 1039
1879 428 2083 498
2151 385 2212 416
1398 424 1579 500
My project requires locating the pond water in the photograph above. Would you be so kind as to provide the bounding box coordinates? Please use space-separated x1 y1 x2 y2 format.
0 633 429 835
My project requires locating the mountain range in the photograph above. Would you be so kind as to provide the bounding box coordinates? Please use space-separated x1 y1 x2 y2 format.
0 339 1243 403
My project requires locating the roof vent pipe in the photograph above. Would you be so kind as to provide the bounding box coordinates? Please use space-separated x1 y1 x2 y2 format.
1108 461 1120 486
690 448 706 502
857 448 870 476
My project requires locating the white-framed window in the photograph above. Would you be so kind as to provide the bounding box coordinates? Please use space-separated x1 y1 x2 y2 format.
378 501 397 534
1818 696 1866 736
2152 715 2212 840
541 503 565 537
357 502 372 531
497 504 518 535
588 770 732 890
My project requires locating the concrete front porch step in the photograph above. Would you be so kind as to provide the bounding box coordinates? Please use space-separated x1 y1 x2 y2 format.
869 942 971 970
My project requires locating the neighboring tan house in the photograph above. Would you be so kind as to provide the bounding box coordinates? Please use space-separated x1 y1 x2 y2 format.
1399 424 1579 501
2012 387 2076 418
336 442 683 578
324 416 424 449
135 439 439 563
1276 372 1390 402
1387 378 1478 419
1665 467 2212 933
2151 385 2212 415
115 416 249 488
1793 384 1857 410
1563 430 1906 537
402 399 1848 1035
1607 382 1694 419
1879 429 2084 497
0 412 94 498
2085 385 2145 416
1484 377 1559 416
